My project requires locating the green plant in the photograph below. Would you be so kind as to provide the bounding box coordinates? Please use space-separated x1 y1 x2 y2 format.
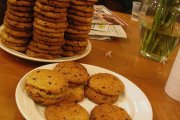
139 0 180 62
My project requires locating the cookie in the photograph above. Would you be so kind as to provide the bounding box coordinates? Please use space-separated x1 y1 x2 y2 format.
61 50 75 57
25 69 68 94
34 18 68 29
33 32 64 42
28 45 63 55
8 0 34 7
26 49 55 59
68 19 92 26
8 8 33 17
33 37 65 46
66 27 89 34
1 40 27 52
5 11 33 23
90 104 131 120
33 22 66 33
7 2 33 12
38 0 70 8
34 6 67 18
25 85 69 99
70 5 95 13
64 85 85 102
0 30 29 44
88 73 125 96
29 40 62 51
68 8 93 17
4 17 33 30
69 24 91 31
85 87 119 104
54 61 89 85
65 32 89 40
26 49 62 59
35 1 67 13
34 12 67 23
71 0 95 6
4 26 32 37
62 45 86 52
65 40 88 47
45 101 89 120
67 14 93 23
1 37 27 47
34 28 64 38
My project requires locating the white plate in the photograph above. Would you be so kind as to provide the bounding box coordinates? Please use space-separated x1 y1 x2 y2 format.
0 25 91 62
15 63 153 120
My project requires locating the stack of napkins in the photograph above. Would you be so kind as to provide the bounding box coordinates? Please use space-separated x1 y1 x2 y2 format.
89 5 127 40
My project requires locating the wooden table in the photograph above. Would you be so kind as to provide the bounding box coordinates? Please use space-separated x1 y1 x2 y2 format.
0 12 180 120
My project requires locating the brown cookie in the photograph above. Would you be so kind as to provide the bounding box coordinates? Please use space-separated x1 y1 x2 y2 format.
4 26 32 37
34 6 67 18
5 11 33 23
90 104 132 120
34 12 67 23
33 32 64 43
35 1 67 13
54 61 89 85
45 101 89 120
66 27 89 34
38 0 70 8
69 24 91 31
28 45 63 55
68 19 92 26
70 4 95 13
65 32 89 40
68 8 94 17
33 37 65 46
65 40 88 47
8 8 33 18
7 2 33 12
71 0 95 6
26 49 62 59
88 73 125 96
34 28 64 38
4 16 33 30
34 18 68 29
1 39 27 52
33 22 66 33
8 0 35 7
85 87 119 104
26 49 55 59
25 69 68 94
64 85 85 102
67 13 93 23
29 40 62 51
0 30 29 44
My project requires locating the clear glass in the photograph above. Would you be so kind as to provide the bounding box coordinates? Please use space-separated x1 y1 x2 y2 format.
139 0 180 62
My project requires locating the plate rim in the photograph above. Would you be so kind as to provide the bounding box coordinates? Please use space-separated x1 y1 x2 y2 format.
0 25 91 63
15 63 153 120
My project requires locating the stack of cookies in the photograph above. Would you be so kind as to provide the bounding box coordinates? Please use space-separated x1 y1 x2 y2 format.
26 0 70 59
85 73 125 104
54 61 89 102
25 69 69 105
0 0 35 52
62 0 98 57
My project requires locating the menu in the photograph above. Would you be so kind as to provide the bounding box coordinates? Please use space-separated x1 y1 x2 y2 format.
89 5 127 40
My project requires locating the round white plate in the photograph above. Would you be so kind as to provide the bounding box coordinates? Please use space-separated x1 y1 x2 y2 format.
15 63 153 120
0 25 91 62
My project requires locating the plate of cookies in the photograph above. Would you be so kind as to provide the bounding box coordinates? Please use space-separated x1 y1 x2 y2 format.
15 61 153 120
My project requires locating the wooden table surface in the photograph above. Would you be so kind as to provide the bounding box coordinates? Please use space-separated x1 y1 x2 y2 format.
0 12 179 120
